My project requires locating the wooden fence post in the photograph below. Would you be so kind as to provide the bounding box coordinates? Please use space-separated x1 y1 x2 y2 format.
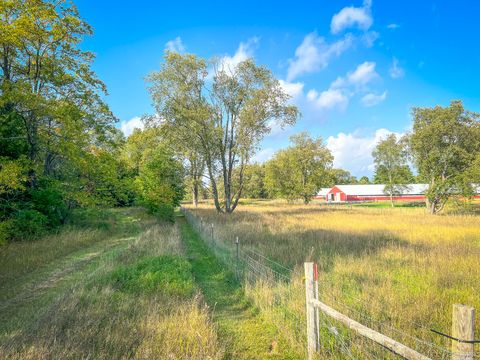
305 262 320 359
452 304 475 360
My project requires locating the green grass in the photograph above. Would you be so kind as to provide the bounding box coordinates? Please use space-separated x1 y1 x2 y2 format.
107 255 195 296
179 215 300 359
0 207 224 359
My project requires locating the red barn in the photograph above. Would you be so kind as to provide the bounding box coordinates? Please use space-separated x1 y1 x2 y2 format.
323 184 429 202
320 184 480 202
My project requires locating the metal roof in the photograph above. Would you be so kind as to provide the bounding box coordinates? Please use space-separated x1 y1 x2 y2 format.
328 184 429 196
317 187 331 196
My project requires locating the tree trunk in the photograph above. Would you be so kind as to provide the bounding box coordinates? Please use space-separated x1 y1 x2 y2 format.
390 193 394 207
192 181 199 207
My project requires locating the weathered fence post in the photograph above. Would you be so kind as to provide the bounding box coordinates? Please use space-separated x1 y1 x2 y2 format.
235 236 239 280
305 262 320 359
211 223 214 243
452 304 475 360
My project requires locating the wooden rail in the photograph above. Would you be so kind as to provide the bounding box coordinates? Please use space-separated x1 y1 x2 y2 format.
310 298 432 360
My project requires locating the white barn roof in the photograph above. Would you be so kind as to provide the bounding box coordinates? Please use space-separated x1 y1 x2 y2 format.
317 187 331 196
332 184 429 196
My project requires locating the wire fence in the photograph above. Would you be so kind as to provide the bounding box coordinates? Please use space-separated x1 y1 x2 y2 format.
181 207 478 360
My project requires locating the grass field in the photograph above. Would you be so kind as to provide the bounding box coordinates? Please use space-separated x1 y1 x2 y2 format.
0 208 224 359
185 201 480 358
2 203 479 359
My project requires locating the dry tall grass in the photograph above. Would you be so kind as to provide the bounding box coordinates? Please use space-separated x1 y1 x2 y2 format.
185 202 480 358
0 208 224 359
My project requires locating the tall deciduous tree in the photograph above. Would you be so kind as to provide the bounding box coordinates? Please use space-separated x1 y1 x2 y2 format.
329 168 357 185
265 133 333 204
372 133 412 207
0 0 115 187
410 101 480 213
147 52 299 213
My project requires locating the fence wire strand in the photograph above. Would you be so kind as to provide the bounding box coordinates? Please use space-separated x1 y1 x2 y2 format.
181 207 477 360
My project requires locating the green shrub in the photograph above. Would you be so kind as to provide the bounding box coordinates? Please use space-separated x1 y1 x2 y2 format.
0 220 14 245
108 255 194 297
30 183 69 227
136 199 175 222
10 209 48 241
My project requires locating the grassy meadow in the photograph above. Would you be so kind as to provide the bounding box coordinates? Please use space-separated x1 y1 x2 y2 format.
0 208 223 360
185 201 480 358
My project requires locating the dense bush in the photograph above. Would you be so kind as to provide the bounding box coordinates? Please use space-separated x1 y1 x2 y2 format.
9 210 48 241
30 183 69 227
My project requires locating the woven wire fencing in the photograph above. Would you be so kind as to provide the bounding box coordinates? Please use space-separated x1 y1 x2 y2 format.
181 207 475 359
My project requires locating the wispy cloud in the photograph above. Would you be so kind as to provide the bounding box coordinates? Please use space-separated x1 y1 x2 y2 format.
330 0 373 34
360 91 387 107
278 79 304 100
286 32 353 81
305 61 383 112
334 61 379 88
217 37 259 72
251 147 276 163
326 128 402 175
165 37 186 53
387 23 400 30
389 57 405 79
120 116 144 137
307 88 349 111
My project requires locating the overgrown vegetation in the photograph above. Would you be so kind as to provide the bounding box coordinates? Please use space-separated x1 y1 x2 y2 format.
186 201 480 357
0 207 224 359
0 1 185 244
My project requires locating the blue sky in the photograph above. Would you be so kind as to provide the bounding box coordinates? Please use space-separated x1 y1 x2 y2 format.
76 0 480 177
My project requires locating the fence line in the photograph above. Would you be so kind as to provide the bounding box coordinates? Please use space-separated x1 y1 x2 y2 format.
181 207 477 360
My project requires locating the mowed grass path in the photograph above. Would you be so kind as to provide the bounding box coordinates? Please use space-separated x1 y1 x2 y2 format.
179 215 298 359
0 208 224 359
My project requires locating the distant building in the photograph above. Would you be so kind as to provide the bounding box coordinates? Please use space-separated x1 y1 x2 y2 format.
316 184 480 202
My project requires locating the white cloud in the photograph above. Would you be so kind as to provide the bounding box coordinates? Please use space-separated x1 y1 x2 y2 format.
120 116 144 137
278 79 304 100
389 57 405 79
305 61 381 113
287 32 353 81
307 88 349 111
330 0 373 34
217 37 259 73
361 31 379 47
326 128 402 175
387 23 400 30
347 61 379 86
332 61 379 90
360 91 387 107
165 37 186 53
251 148 276 163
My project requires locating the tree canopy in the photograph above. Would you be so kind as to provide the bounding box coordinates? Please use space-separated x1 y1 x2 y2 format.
265 132 333 203
146 51 299 213
409 100 480 213
372 133 413 206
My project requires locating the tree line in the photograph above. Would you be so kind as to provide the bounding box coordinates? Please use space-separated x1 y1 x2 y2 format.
1 0 479 245
149 52 480 215
0 0 184 244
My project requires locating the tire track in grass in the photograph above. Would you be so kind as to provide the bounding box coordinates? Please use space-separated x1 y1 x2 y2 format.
179 215 297 360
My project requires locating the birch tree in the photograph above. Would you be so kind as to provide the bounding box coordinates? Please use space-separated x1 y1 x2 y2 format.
147 52 299 213
372 134 412 207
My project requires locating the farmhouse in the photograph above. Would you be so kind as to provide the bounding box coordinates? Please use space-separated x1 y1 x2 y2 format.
317 184 480 202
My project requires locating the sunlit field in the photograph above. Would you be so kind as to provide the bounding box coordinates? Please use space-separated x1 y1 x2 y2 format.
185 201 480 358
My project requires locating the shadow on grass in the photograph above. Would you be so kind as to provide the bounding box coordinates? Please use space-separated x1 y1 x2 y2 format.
179 217 299 359
187 207 426 274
